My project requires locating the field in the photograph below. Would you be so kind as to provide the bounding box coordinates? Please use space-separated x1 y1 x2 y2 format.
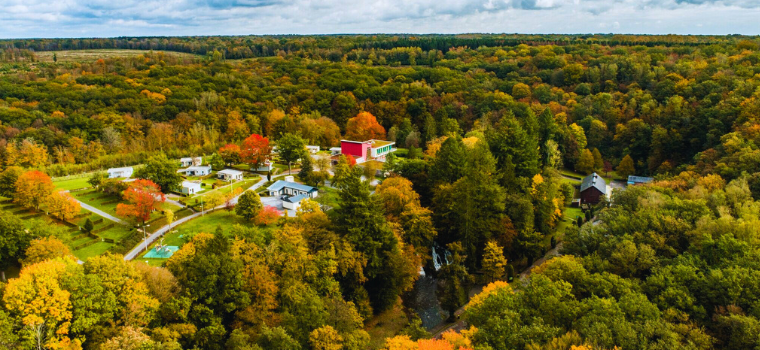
35 49 198 63
53 176 91 191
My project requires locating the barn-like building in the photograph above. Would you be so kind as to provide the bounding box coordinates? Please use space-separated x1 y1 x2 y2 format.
580 173 607 205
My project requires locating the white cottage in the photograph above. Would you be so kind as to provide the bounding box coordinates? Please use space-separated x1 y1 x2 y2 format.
180 157 202 167
217 169 244 181
179 165 212 177
306 145 320 154
267 180 318 199
107 167 133 179
180 181 202 195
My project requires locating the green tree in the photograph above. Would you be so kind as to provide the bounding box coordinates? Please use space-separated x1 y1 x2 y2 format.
592 148 604 171
482 241 507 283
429 137 467 184
0 166 23 197
278 133 306 175
437 242 470 322
134 153 181 193
83 218 94 233
208 153 226 170
298 154 314 185
236 190 263 220
575 149 595 175
617 155 636 178
88 171 106 189
488 116 539 179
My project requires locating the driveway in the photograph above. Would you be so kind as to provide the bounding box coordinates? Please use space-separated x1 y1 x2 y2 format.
75 199 127 225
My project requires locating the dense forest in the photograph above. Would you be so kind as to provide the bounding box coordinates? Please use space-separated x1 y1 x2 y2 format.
0 34 759 350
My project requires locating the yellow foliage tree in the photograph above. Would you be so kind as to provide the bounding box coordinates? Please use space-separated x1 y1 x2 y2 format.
23 237 72 266
47 191 81 221
309 325 343 350
481 241 507 283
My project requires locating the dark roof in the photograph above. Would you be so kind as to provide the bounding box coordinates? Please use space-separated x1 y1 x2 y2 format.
580 173 606 194
627 175 654 184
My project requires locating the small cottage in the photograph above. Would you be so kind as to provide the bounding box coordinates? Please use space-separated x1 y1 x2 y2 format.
627 175 654 186
306 145 320 154
180 181 202 195
179 165 212 177
267 180 318 199
282 194 309 211
180 157 202 167
217 169 244 181
107 167 133 179
580 173 607 205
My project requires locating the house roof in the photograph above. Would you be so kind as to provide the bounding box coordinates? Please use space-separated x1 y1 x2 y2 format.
267 180 317 193
370 139 394 148
107 167 133 172
627 175 654 184
181 181 202 188
180 157 200 161
580 173 607 194
283 194 308 203
218 169 243 176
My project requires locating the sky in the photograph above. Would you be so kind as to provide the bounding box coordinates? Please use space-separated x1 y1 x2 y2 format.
2 0 760 38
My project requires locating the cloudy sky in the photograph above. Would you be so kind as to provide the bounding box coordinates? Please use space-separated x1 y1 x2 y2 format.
2 0 760 38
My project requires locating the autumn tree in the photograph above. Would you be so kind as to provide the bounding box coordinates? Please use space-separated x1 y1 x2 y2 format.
617 154 636 178
116 179 165 226
218 144 242 166
481 241 507 283
236 190 263 220
134 153 181 193
310 325 343 350
14 170 54 210
46 191 80 221
345 112 386 141
575 149 595 175
241 133 271 170
22 237 72 266
592 148 604 171
256 206 282 225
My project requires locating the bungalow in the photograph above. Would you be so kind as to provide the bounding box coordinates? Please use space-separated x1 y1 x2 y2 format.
340 139 395 163
306 145 320 154
253 160 274 172
580 173 607 205
217 169 244 181
180 157 202 167
180 181 202 195
267 180 318 199
107 167 133 179
627 175 654 186
329 147 342 156
179 165 212 177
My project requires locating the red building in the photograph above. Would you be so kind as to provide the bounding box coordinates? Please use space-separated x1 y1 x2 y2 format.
339 139 395 163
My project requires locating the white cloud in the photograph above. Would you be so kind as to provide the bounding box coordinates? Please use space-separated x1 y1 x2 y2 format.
0 0 759 38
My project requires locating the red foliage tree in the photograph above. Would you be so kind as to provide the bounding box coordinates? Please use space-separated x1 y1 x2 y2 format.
116 179 165 224
255 206 282 225
345 112 386 141
218 144 242 166
346 154 357 167
241 134 271 169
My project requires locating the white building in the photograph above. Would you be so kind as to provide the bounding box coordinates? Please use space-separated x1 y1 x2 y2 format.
329 147 342 156
267 180 318 199
178 165 212 177
282 194 309 211
306 145 320 154
180 181 202 195
107 167 133 179
180 157 202 167
253 160 274 172
217 169 244 181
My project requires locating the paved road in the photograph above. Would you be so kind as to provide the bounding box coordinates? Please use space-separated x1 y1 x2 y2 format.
76 200 127 225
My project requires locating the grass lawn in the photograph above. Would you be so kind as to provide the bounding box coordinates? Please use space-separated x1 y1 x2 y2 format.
75 190 121 214
555 206 584 238
73 242 113 261
189 178 259 201
53 177 92 191
315 186 341 210
560 168 622 182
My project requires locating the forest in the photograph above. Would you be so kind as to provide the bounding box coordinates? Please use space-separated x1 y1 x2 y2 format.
0 34 759 350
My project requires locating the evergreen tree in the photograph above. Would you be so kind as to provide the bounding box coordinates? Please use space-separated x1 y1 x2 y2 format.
83 218 94 233
333 166 407 313
298 154 314 185
430 137 467 184
235 190 263 220
487 116 539 179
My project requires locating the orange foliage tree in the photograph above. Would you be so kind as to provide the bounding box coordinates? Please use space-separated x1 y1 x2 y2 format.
255 206 282 225
241 134 271 169
116 179 165 225
345 112 386 141
218 144 242 166
14 170 54 210
47 191 81 221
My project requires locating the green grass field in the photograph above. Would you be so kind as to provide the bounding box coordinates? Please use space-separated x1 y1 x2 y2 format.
53 176 91 191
